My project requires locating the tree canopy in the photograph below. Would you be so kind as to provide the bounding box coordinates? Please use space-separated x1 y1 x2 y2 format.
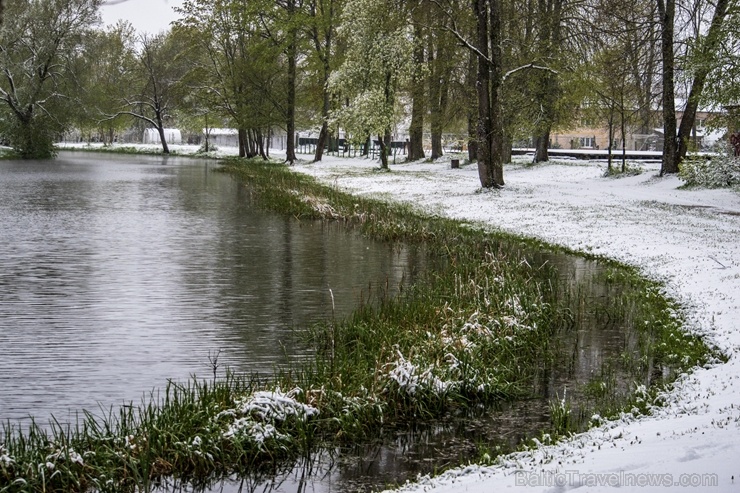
1 0 738 180
0 0 102 158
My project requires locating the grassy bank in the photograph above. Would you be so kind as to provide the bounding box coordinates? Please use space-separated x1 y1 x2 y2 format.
0 157 715 492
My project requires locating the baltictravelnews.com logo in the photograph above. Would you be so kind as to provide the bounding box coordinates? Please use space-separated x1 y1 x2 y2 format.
514 470 719 488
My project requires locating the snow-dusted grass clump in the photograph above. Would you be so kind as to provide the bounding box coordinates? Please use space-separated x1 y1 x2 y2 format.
219 388 319 444
680 152 740 188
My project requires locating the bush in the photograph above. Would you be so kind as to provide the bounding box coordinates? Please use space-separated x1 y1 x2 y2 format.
2 118 58 159
679 152 740 188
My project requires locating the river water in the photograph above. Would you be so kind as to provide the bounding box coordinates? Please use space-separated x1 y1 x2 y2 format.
0 152 429 427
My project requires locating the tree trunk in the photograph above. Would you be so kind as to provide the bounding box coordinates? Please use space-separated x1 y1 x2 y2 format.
429 30 450 161
489 0 504 186
408 92 426 161
238 128 247 157
531 0 562 164
468 113 478 163
378 133 389 169
658 0 677 175
607 110 614 172
408 22 426 161
502 132 512 164
533 132 549 163
467 50 478 163
313 51 332 162
285 3 298 164
429 50 444 160
157 125 170 154
621 108 627 172
474 0 493 188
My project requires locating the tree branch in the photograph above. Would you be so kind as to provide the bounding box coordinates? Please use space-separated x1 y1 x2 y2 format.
503 63 559 81
427 0 493 65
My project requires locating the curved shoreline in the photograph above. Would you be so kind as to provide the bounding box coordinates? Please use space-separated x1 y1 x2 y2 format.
289 155 740 493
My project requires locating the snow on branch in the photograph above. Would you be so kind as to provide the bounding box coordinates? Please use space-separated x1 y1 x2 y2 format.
427 0 493 65
503 63 559 81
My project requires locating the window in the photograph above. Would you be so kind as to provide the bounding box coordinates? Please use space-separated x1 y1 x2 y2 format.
579 137 596 148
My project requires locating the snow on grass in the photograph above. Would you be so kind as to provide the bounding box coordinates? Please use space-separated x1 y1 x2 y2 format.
46 446 84 466
237 388 319 421
0 445 13 468
219 388 318 444
286 154 740 493
383 349 452 396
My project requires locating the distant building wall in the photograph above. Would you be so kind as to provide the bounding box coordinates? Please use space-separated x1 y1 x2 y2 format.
204 128 289 150
143 128 182 145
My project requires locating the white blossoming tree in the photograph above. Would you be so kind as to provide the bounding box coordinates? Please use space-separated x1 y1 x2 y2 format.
328 0 415 169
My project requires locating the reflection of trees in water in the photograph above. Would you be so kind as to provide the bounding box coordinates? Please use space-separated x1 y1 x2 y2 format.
171 166 435 375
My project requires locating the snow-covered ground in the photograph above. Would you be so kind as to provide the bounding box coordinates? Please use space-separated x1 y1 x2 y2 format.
288 155 740 493
57 143 740 491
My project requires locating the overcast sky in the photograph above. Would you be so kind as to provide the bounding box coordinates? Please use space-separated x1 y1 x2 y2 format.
99 0 185 34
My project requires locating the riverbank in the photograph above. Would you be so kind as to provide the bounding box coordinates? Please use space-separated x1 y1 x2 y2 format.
52 142 740 490
287 154 740 492
5 148 688 492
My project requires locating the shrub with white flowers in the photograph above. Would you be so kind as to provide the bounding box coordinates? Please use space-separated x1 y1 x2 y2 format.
680 151 740 188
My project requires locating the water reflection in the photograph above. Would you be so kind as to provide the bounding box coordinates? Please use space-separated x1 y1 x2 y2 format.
0 152 429 426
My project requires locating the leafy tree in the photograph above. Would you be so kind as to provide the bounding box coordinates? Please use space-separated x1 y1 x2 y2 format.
247 0 306 163
674 0 733 163
105 31 189 153
0 0 101 158
657 0 734 174
76 21 137 144
475 0 505 186
176 0 286 159
581 0 656 171
406 14 427 162
426 9 459 161
306 0 344 162
428 0 503 186
329 0 415 169
701 5 740 115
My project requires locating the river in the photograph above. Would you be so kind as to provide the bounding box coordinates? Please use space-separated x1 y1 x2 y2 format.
0 152 428 427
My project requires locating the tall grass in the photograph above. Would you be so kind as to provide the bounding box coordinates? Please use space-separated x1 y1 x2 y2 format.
0 157 717 492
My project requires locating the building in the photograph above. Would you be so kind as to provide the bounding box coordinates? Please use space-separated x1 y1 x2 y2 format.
549 102 725 152
143 128 182 145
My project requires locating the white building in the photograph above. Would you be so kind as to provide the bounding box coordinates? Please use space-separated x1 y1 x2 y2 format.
204 128 289 151
143 128 182 145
